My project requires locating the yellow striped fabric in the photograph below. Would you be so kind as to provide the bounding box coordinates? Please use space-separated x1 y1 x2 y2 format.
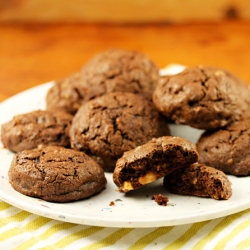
1 201 250 249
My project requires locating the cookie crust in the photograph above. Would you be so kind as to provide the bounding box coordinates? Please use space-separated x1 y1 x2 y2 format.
153 65 250 130
46 48 160 115
197 118 250 176
70 92 170 172
80 48 160 101
1 110 73 152
46 73 83 115
8 146 107 202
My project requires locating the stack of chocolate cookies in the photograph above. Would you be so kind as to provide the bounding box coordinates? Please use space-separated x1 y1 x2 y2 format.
3 48 250 203
153 65 250 176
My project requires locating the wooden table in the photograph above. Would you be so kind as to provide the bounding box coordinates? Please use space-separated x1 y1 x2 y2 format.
1 20 250 102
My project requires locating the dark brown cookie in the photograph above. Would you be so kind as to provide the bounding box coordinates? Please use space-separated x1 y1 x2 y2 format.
196 118 250 176
46 73 83 115
1 110 73 152
163 163 232 200
113 136 199 192
80 48 160 101
153 65 250 130
8 146 107 202
46 48 159 115
70 92 170 172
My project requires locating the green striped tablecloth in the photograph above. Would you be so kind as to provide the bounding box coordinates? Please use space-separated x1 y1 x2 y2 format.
1 201 250 249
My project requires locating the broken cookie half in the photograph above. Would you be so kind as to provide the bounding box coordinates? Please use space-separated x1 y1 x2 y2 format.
163 163 232 200
113 136 199 192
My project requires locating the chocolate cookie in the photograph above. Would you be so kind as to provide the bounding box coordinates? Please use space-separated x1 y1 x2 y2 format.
113 136 199 192
8 146 107 202
196 118 250 176
46 73 83 115
80 48 160 101
1 110 73 152
163 163 232 200
70 92 170 172
153 65 250 130
46 48 159 114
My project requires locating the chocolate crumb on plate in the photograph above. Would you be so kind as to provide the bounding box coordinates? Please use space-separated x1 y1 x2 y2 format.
109 201 115 206
152 194 169 206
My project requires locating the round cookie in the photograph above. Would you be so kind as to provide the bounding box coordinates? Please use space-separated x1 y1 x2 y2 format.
70 92 170 172
1 109 73 152
8 146 107 202
153 65 250 130
79 48 160 101
46 48 159 115
46 73 83 115
196 118 250 176
163 163 232 200
113 136 199 192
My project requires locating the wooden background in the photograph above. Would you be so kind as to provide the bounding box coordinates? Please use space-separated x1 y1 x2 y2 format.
1 1 250 103
0 0 250 23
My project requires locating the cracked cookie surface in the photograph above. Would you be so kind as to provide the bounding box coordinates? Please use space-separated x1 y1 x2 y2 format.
197 119 250 176
46 48 159 115
80 48 160 101
1 110 73 152
46 73 83 115
70 92 170 172
8 146 107 202
153 65 250 130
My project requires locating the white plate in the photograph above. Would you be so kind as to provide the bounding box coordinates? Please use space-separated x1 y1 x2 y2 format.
0 79 250 228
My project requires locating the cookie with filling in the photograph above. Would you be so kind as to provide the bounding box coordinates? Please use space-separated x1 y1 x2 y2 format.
113 136 199 192
163 163 232 200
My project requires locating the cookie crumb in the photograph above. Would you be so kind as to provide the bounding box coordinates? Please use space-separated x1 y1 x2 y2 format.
152 194 169 206
109 201 115 206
